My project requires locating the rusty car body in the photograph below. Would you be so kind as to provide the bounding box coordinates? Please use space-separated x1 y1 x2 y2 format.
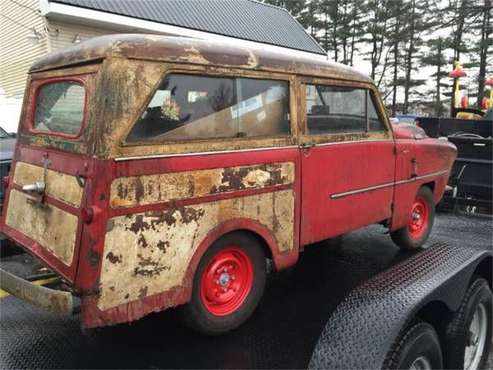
0 34 456 332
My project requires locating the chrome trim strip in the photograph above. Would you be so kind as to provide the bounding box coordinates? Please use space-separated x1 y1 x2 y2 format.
310 139 393 148
331 170 449 199
114 139 393 161
115 145 299 161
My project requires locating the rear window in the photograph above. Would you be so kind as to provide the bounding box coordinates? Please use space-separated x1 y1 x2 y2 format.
33 81 85 136
127 74 290 142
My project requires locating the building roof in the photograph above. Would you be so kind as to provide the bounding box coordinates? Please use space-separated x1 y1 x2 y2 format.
47 0 325 55
29 34 372 84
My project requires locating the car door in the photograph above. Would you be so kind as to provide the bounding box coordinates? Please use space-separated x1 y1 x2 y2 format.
299 81 395 246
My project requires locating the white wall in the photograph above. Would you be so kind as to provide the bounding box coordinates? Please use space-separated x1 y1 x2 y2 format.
0 90 23 134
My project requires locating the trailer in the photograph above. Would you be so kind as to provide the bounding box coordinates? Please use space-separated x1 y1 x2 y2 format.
417 113 492 214
0 213 491 369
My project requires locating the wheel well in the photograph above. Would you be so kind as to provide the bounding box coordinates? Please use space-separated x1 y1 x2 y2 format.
226 229 273 260
422 181 435 194
416 300 453 348
472 256 492 289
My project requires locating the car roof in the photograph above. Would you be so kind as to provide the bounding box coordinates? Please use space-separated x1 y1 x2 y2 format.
29 34 373 84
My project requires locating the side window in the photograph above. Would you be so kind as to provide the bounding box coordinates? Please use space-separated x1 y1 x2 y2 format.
127 74 290 142
368 93 386 132
305 84 387 135
306 85 366 134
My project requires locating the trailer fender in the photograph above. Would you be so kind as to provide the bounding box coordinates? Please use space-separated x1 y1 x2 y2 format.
309 243 491 369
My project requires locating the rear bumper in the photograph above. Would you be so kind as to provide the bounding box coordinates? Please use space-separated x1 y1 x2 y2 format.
0 268 75 315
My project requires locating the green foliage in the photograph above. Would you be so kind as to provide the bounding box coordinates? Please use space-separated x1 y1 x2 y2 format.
261 0 490 115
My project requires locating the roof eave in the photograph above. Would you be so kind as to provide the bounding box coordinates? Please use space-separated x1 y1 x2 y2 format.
41 0 326 57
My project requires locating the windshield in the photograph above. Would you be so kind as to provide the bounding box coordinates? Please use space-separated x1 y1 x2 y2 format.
33 81 85 136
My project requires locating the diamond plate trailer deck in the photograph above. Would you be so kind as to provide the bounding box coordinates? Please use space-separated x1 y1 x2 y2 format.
0 213 491 369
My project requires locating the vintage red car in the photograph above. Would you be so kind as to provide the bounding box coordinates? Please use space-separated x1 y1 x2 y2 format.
0 35 456 334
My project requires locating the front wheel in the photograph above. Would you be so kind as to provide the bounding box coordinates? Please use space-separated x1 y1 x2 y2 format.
391 186 435 250
180 232 266 335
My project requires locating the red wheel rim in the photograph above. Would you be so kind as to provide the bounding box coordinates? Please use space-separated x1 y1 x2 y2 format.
200 246 254 316
408 196 429 239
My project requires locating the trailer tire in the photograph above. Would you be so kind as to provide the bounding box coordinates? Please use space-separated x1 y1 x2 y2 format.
383 321 443 369
443 277 492 370
391 186 435 250
180 232 266 335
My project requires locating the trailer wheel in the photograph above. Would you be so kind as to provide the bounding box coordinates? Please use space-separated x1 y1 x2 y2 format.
443 277 492 370
391 186 435 250
384 321 443 369
180 232 266 335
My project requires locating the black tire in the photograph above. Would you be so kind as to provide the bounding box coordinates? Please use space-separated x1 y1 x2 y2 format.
384 321 443 369
391 186 435 250
180 231 266 335
443 277 492 370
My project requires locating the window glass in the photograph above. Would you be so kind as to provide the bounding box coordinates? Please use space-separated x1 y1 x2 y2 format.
34 81 85 135
368 94 386 131
306 85 366 134
127 74 290 142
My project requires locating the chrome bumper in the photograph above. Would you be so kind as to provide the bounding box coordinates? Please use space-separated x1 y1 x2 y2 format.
0 268 75 315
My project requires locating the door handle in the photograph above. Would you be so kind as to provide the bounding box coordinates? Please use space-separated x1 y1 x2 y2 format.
411 158 418 178
22 181 45 194
299 143 316 150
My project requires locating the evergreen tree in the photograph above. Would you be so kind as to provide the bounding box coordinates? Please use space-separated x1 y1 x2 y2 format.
420 38 449 116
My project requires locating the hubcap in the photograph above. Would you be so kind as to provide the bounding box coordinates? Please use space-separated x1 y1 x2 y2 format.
408 196 429 239
409 356 432 370
464 303 488 370
200 246 253 316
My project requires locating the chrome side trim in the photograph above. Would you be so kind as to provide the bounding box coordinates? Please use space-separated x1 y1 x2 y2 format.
114 139 393 162
331 170 449 199
115 145 299 161
313 139 393 148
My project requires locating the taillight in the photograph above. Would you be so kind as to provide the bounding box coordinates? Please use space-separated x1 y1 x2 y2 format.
3 176 9 189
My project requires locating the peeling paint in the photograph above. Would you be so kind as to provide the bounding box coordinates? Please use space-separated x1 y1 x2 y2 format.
13 162 83 207
98 189 294 310
5 189 78 265
110 162 294 208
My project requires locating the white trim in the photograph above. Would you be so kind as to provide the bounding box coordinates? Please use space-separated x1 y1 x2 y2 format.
40 1 326 61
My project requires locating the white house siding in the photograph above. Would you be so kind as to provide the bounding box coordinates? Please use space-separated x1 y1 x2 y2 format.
46 19 118 51
0 0 48 98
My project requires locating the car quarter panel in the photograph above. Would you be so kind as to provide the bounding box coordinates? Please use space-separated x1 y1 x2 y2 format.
391 138 456 231
78 148 300 328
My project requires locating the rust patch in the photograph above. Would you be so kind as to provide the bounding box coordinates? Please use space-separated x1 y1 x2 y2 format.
106 252 122 264
87 249 101 267
110 162 294 208
98 189 294 310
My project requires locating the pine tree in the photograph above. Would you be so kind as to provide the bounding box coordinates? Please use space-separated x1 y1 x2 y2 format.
420 38 449 116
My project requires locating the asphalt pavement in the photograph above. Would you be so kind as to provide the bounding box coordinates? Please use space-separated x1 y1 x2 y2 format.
0 211 491 369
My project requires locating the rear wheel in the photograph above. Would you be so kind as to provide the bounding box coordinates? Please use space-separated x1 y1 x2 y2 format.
384 321 443 369
443 277 492 370
391 186 435 250
180 232 266 335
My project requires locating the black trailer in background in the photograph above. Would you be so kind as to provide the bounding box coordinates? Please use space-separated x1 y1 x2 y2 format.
416 113 492 214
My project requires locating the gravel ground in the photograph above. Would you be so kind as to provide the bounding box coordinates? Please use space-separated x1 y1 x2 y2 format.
0 211 491 369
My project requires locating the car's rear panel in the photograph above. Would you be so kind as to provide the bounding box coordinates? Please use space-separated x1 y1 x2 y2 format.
0 68 98 282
